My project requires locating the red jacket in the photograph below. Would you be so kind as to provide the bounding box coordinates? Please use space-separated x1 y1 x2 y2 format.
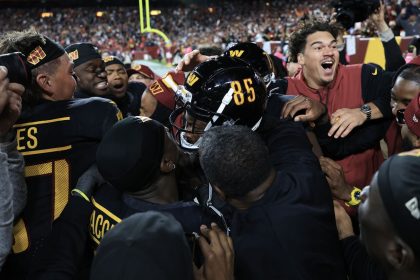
286 64 385 188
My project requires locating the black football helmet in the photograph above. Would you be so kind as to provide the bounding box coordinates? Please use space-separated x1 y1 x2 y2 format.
170 56 268 150
223 42 276 86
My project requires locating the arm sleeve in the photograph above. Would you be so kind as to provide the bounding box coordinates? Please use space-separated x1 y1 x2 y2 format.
101 101 122 136
1 135 27 216
28 196 93 280
341 236 387 280
261 118 318 172
0 135 27 270
361 64 393 119
0 151 13 270
314 118 392 160
381 34 405 71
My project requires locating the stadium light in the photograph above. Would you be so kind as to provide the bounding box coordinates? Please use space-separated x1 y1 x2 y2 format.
96 11 105 17
41 12 53 18
150 10 161 16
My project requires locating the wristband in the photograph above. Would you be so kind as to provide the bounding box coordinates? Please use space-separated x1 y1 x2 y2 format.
71 189 91 202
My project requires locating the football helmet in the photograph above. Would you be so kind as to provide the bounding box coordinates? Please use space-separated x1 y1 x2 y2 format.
170 56 268 150
223 42 276 86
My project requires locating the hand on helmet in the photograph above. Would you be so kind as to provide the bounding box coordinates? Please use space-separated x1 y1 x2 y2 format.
175 50 210 73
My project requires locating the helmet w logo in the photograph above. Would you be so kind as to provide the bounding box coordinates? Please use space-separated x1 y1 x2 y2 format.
27 46 46 66
187 73 199 87
229 50 244 57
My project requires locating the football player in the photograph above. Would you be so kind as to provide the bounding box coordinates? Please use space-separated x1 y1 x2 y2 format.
65 43 110 98
0 30 121 279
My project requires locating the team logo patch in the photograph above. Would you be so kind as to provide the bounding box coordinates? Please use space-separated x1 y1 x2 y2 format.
27 46 47 66
68 50 79 61
103 56 114 63
149 81 164 95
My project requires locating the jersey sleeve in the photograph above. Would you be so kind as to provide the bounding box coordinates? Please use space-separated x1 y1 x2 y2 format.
361 64 393 119
314 118 392 160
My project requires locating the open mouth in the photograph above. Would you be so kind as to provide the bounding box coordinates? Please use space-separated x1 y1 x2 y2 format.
113 83 124 90
321 61 334 70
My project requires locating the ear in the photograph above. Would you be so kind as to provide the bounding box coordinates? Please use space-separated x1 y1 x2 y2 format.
160 156 175 174
297 52 305 65
386 237 415 270
36 73 53 97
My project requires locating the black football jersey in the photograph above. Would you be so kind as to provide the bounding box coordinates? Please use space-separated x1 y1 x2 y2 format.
2 97 121 279
89 183 218 251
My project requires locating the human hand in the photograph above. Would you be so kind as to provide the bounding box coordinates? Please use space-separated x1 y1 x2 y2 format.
328 108 366 138
319 156 352 201
333 200 354 240
175 50 210 73
370 1 388 33
281 95 326 122
193 223 235 280
0 67 24 137
71 164 105 201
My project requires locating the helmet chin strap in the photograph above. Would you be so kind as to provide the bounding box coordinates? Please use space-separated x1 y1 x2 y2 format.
203 87 235 132
251 117 262 131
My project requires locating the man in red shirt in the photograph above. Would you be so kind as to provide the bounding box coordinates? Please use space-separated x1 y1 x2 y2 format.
282 19 393 197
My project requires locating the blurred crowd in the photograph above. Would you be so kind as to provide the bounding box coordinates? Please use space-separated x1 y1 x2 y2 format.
0 0 418 60
0 0 420 276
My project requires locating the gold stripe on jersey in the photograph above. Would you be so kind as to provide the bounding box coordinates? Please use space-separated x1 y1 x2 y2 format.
21 145 72 156
25 160 70 219
91 233 101 245
91 198 122 223
25 162 53 177
13 116 71 128
90 198 122 246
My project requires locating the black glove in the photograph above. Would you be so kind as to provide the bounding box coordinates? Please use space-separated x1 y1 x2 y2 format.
71 164 106 202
